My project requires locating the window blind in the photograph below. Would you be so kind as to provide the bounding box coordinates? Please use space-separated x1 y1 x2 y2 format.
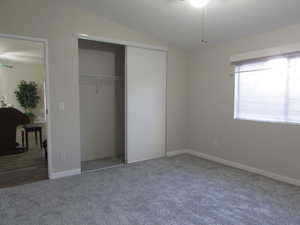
234 56 300 124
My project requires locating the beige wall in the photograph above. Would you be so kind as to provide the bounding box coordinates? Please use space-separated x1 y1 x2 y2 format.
0 0 188 173
0 61 45 122
189 24 300 180
167 51 189 152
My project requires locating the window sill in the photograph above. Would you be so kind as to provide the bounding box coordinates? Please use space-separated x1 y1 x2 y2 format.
234 117 300 126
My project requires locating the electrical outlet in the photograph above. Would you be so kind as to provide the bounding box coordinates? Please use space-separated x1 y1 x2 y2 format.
58 102 65 111
213 139 220 149
61 152 66 161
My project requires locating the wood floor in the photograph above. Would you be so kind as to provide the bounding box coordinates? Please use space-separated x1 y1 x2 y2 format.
0 138 48 189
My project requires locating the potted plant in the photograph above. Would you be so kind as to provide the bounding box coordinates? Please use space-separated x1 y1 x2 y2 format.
15 80 40 123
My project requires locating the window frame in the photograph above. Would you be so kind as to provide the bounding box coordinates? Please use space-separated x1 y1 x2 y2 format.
234 55 300 126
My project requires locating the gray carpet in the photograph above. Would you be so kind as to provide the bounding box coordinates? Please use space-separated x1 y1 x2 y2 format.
1 154 300 225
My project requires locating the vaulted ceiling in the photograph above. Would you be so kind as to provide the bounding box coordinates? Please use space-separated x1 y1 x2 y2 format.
77 0 300 49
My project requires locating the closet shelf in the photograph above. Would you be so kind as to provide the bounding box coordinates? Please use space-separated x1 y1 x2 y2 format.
80 74 122 81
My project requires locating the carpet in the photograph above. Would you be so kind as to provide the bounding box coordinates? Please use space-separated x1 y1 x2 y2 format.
0 154 300 225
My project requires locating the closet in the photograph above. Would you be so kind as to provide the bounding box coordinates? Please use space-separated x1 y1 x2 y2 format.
79 39 125 171
79 37 167 172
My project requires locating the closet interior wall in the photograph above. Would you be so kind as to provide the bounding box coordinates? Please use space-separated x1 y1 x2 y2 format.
78 39 125 165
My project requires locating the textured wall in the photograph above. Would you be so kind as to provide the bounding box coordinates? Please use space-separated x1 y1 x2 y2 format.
189 24 300 180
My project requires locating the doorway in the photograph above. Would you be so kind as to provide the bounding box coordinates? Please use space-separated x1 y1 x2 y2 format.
0 34 51 188
79 39 126 172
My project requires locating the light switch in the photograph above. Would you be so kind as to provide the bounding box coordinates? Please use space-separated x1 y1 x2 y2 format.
58 102 65 111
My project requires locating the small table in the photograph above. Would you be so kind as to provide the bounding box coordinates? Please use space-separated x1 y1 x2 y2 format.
22 125 43 150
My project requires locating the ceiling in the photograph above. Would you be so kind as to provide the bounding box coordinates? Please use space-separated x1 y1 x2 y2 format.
0 37 43 64
77 0 300 50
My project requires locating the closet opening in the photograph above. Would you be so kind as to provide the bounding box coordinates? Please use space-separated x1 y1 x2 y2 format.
78 39 125 172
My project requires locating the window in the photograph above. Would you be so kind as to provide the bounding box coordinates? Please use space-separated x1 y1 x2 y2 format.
234 55 300 124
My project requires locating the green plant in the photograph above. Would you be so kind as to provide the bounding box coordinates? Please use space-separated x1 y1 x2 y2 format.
15 80 40 122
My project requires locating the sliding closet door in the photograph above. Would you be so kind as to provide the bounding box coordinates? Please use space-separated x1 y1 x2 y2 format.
126 46 167 163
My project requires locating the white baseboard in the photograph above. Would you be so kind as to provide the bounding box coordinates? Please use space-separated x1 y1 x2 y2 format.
167 149 300 187
49 169 81 179
167 149 190 157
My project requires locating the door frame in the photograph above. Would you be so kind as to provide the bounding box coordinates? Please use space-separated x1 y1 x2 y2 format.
0 33 53 177
77 34 168 164
78 34 168 52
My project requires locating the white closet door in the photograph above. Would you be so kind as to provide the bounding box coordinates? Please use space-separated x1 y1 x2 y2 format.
126 46 167 163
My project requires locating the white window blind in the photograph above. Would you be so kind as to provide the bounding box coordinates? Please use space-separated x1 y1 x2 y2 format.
234 55 300 124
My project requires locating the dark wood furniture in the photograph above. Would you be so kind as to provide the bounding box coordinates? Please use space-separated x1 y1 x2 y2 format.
42 140 48 160
0 107 30 155
22 124 43 150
